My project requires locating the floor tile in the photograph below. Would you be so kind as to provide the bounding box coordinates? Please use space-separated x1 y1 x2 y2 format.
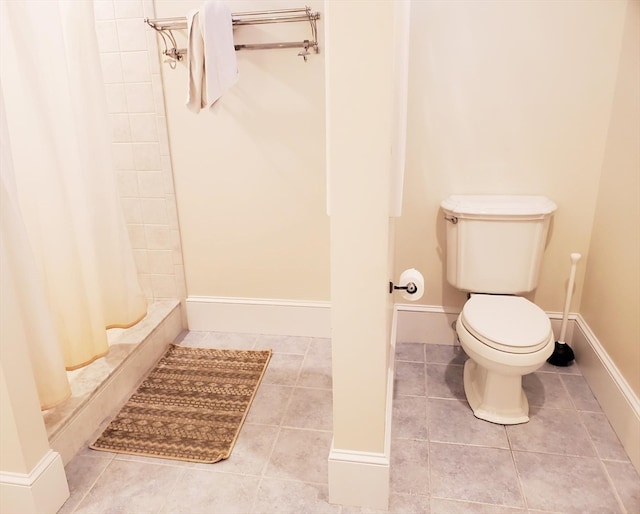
537 359 581 375
580 411 630 461
342 493 430 514
58 455 112 514
430 498 526 513
265 428 332 484
395 342 425 363
245 383 293 426
430 442 524 508
262 353 303 386
392 395 428 440
282 387 333 431
162 469 260 513
426 363 466 400
255 334 310 355
427 397 509 448
522 371 575 410
73 459 184 513
603 460 640 514
507 407 596 457
297 337 332 389
561 374 602 412
390 438 429 495
198 331 258 349
394 361 426 397
424 344 468 366
188 423 279 476
513 451 620 513
252 478 339 514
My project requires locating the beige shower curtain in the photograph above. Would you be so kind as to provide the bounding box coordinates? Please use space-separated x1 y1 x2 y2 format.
0 1 147 409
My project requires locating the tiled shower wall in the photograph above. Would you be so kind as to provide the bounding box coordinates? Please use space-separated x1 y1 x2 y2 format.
93 0 186 302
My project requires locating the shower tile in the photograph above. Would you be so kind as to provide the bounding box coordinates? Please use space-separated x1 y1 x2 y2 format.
157 115 170 155
117 19 147 52
426 364 465 400
163 469 260 514
94 0 115 21
114 0 144 19
127 224 147 249
580 411 630 461
506 407 595 457
121 51 150 83
125 82 155 113
253 479 338 514
95 20 119 53
427 398 509 449
561 374 603 412
132 142 161 171
149 273 176 298
513 451 619 513
390 438 429 496
120 198 143 224
246 384 293 426
603 460 640 514
391 395 427 440
430 442 523 508
424 344 468 366
99 52 123 84
144 225 171 249
522 371 574 409
255 334 311 355
283 387 332 431
265 428 332 484
147 250 173 274
141 198 168 224
111 142 134 169
110 113 132 142
395 342 425 362
137 170 165 198
129 113 158 142
115 170 139 197
73 459 183 513
104 83 128 113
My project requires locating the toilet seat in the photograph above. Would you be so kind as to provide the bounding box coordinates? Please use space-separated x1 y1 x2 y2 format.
460 295 552 354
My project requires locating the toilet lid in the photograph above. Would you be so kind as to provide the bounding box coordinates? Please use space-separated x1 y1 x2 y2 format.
461 295 552 354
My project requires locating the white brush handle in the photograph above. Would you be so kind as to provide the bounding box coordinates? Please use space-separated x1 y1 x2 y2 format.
559 253 581 343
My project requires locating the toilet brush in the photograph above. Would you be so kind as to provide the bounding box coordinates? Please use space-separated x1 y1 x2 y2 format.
547 252 581 367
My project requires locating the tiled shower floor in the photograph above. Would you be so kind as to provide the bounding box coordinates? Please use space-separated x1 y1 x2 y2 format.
59 334 639 513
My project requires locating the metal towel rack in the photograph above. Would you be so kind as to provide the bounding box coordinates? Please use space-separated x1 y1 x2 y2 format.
144 6 320 64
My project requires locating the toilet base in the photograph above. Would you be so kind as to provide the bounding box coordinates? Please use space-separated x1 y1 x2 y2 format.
463 359 530 425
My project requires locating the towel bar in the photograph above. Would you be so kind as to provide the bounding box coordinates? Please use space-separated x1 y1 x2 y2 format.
145 6 320 64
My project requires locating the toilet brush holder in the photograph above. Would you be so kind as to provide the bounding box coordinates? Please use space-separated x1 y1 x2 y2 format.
547 253 581 367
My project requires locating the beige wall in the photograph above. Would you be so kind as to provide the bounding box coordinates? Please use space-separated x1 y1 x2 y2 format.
395 0 628 312
580 1 640 397
155 0 329 301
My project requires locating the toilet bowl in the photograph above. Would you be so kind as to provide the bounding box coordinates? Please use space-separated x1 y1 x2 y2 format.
455 294 554 424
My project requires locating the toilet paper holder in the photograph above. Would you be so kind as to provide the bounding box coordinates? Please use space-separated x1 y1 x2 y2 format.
389 281 418 295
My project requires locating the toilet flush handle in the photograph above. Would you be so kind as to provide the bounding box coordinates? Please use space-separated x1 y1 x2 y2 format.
444 214 458 224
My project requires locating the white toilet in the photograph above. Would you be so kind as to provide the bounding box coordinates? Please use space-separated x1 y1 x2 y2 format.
441 195 557 425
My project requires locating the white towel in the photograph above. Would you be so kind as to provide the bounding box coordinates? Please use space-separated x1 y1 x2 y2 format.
186 0 238 113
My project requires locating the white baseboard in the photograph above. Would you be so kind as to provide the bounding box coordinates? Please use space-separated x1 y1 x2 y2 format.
327 308 396 510
185 296 331 337
0 450 69 514
572 315 640 473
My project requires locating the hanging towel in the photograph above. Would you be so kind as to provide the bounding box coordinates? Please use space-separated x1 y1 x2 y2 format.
186 0 238 113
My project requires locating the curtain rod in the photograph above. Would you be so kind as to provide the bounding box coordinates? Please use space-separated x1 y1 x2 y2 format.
144 6 320 64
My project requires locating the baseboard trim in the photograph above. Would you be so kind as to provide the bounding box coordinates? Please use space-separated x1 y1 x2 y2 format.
0 450 69 514
185 296 331 337
572 314 640 473
327 306 396 510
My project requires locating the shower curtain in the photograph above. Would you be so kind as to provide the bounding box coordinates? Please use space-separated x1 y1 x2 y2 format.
0 1 147 409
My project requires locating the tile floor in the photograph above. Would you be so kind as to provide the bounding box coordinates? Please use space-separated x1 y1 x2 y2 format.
59 334 640 513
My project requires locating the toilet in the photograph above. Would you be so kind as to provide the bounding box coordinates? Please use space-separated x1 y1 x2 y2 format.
441 195 557 425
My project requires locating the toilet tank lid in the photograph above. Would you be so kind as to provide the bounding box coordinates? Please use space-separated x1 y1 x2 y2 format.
441 195 557 218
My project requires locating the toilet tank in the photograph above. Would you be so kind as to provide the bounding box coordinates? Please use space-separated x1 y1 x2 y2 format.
441 195 557 294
